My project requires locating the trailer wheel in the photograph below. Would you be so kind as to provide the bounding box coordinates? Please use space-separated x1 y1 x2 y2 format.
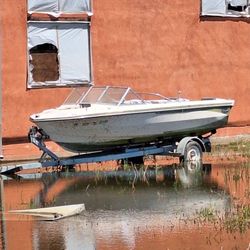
183 141 203 162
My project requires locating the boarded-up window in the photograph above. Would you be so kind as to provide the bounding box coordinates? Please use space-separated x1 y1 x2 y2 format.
30 43 59 82
27 0 92 88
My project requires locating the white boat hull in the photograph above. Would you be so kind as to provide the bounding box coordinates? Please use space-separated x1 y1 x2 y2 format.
33 107 230 152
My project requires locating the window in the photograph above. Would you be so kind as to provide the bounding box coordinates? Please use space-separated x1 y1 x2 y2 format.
27 0 93 88
28 0 91 13
201 0 250 17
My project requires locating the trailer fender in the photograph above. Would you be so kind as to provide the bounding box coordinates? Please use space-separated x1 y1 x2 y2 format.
176 137 206 157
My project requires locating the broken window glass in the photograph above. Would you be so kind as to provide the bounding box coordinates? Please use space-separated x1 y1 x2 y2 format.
201 0 250 17
227 0 248 14
27 0 93 88
28 22 91 87
30 43 59 82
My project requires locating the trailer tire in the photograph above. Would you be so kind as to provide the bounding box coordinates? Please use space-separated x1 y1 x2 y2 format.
183 141 203 162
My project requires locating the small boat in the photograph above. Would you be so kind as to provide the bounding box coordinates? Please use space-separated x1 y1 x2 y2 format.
30 86 234 153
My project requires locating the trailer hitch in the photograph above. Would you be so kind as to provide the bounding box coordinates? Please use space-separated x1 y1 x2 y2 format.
28 126 60 164
28 126 50 142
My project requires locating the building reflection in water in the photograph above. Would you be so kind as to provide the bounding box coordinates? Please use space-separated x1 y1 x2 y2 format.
0 161 249 249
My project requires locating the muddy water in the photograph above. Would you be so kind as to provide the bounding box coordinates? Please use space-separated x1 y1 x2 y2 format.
0 162 250 250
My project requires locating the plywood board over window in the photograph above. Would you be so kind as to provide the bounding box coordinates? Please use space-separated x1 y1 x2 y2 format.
27 0 93 88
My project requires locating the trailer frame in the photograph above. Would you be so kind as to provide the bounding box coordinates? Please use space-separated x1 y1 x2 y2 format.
28 126 211 168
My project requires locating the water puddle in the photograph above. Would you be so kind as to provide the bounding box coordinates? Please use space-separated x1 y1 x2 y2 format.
0 161 250 249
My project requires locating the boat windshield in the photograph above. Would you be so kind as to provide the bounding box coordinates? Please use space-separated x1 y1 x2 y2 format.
63 86 171 106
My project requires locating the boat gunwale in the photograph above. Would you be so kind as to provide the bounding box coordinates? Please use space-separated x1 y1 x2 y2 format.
30 102 234 123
